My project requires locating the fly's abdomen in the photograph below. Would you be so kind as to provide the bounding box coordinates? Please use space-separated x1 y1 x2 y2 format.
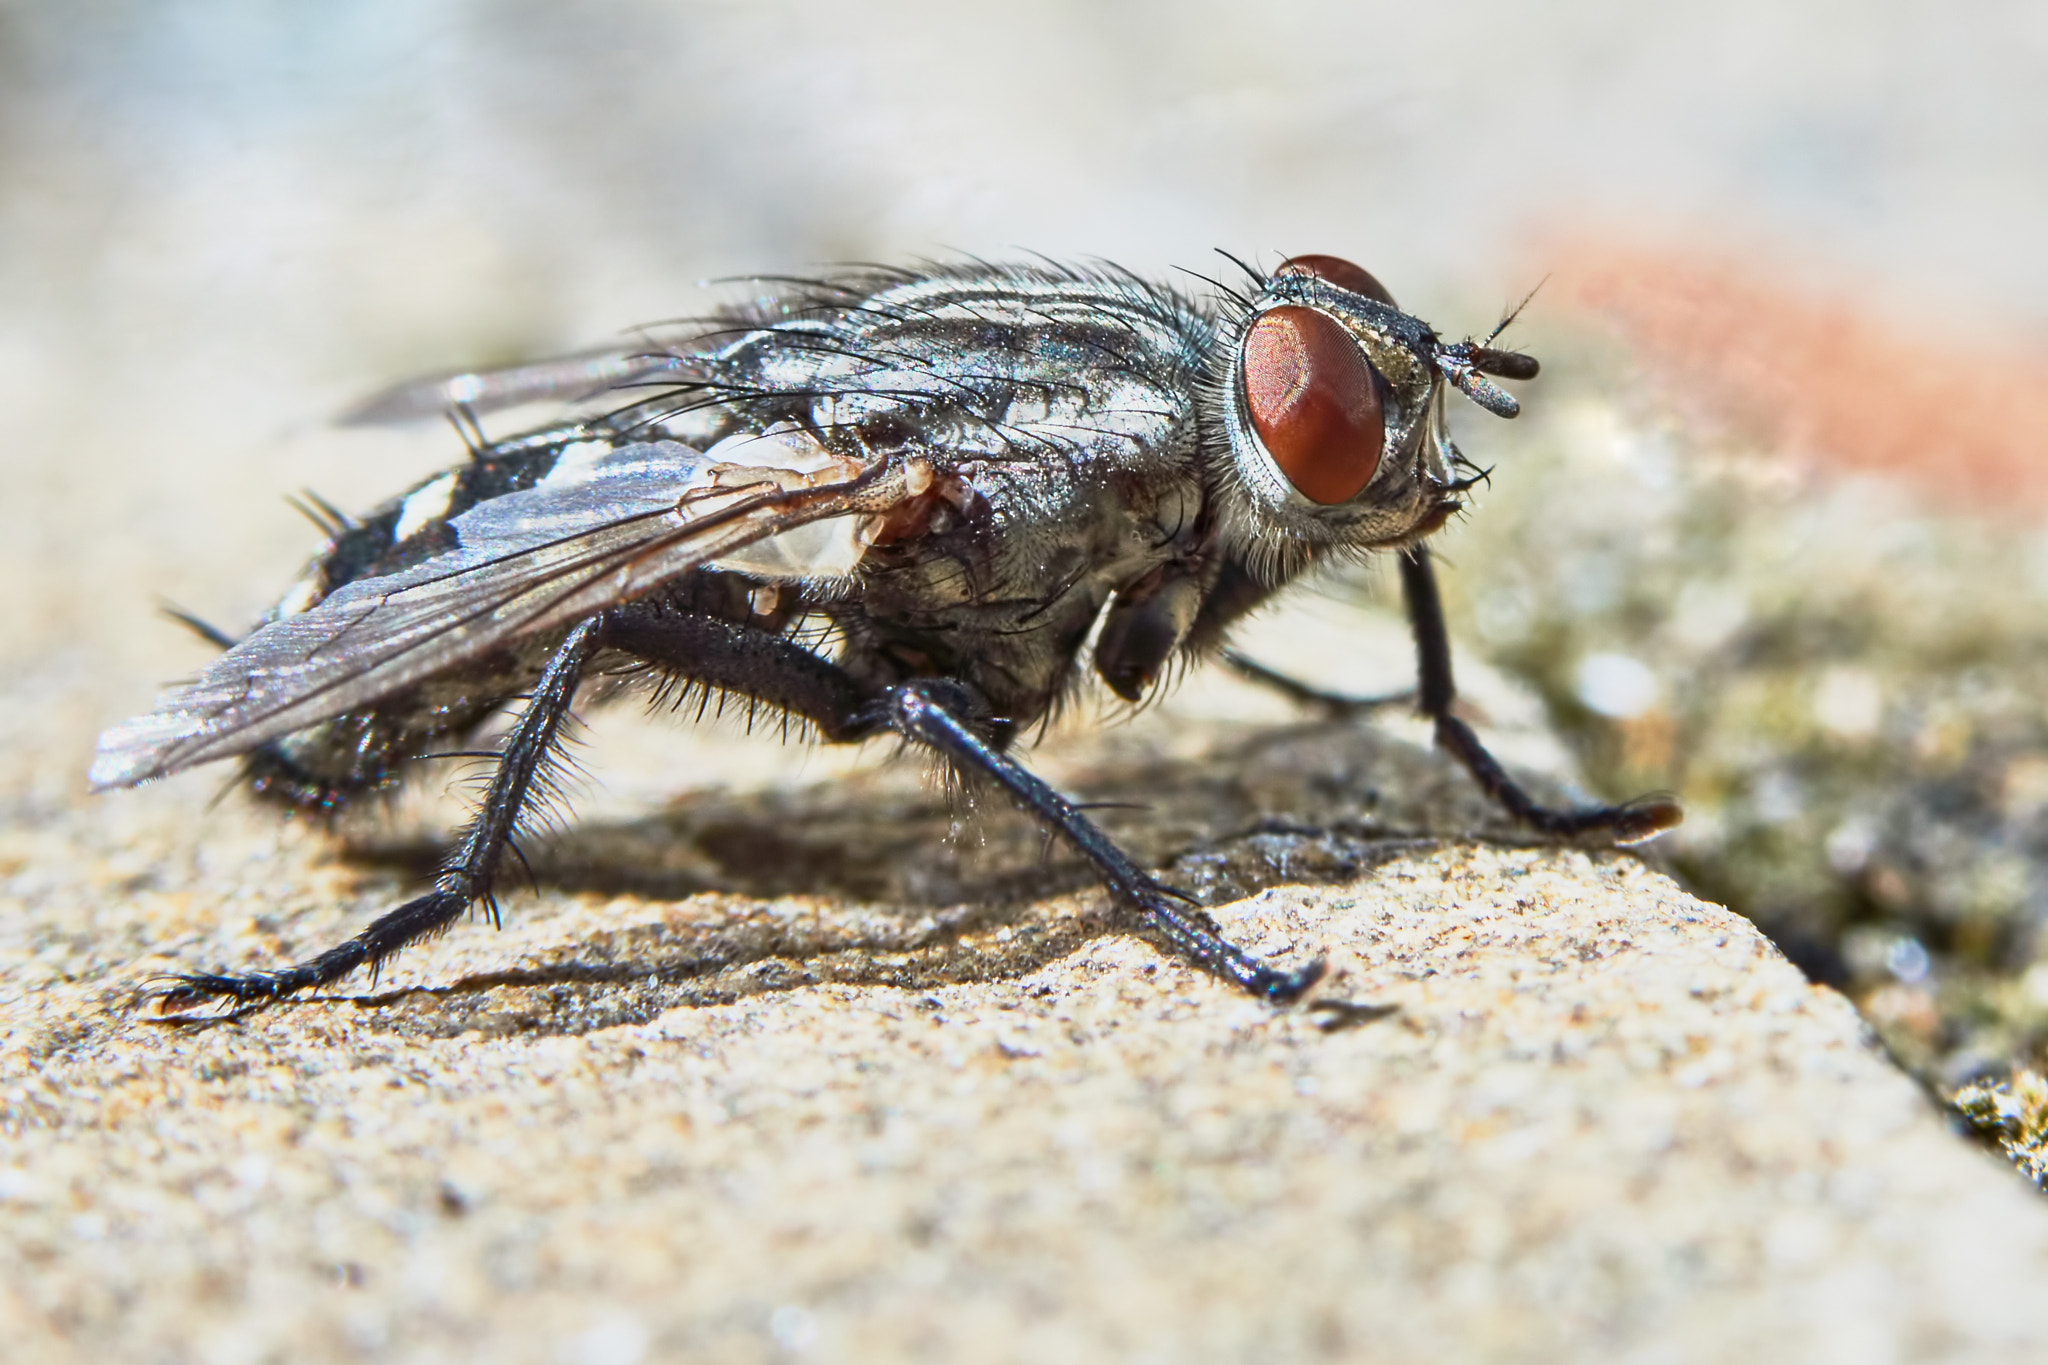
243 709 434 814
237 565 788 814
240 648 551 814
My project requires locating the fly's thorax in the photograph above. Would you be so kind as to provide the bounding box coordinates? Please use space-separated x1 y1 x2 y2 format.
828 414 1209 727
1208 257 1469 574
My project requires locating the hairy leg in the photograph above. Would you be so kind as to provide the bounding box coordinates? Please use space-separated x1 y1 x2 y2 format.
155 605 1314 1012
881 681 1323 1002
600 607 872 742
153 613 615 1011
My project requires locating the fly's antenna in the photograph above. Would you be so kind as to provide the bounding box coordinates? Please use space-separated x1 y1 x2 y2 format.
1434 276 1547 418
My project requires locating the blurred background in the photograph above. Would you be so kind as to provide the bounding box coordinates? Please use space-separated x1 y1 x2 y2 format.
3 2 2046 1112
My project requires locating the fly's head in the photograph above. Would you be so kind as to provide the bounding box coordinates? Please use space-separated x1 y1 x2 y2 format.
1212 253 1539 573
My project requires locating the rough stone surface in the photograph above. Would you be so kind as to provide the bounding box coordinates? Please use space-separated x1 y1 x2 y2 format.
1957 1071 2048 1193
8 663 2048 1362
9 8 2048 1359
1437 332 2048 1086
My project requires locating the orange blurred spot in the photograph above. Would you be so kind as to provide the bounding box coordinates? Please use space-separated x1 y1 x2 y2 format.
1546 239 2048 512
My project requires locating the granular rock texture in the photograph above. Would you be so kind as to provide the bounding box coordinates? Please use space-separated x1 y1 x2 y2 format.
8 6 2048 1360
1956 1069 2048 1193
7 684 2048 1362
1427 336 2048 1088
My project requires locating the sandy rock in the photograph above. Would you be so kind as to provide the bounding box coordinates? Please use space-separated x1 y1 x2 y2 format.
9 8 2048 1360
7 687 2048 1362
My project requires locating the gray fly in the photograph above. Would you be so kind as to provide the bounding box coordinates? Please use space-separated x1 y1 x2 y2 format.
92 253 1680 1012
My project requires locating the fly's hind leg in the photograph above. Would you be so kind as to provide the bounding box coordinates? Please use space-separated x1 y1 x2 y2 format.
153 614 613 1013
154 605 876 1013
1397 545 1681 844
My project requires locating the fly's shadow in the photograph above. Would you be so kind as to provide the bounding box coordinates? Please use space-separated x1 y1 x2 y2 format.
311 711 1547 1039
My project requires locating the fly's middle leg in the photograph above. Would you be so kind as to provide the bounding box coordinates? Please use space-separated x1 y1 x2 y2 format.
612 613 1321 999
881 681 1325 1003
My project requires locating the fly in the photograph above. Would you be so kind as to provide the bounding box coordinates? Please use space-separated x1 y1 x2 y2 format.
92 253 1681 1013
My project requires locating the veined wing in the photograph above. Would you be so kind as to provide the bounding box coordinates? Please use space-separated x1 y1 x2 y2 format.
91 433 901 789
337 344 692 425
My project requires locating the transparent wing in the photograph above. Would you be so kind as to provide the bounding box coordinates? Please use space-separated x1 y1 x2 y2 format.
336 344 691 426
91 434 898 788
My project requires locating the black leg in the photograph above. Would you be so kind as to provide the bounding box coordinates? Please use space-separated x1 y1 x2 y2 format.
600 619 1319 999
1221 650 1414 717
1398 546 1680 844
882 681 1324 1002
152 614 613 1012
602 606 874 742
614 621 1323 1001
156 607 1323 1013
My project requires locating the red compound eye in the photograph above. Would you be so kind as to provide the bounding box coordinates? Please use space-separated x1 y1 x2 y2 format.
1241 305 1385 505
1275 254 1398 308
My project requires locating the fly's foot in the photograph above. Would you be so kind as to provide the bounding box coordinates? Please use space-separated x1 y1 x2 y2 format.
1552 793 1683 846
137 888 458 1019
142 934 371 1015
1248 954 1328 1003
1605 795 1684 845
144 968 318 1018
1117 874 1326 1003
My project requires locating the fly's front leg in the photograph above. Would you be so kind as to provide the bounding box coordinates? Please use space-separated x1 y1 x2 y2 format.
153 615 613 1013
883 682 1325 1002
1399 546 1681 844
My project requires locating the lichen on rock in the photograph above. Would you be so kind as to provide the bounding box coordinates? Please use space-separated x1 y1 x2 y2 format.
1955 1069 2048 1193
